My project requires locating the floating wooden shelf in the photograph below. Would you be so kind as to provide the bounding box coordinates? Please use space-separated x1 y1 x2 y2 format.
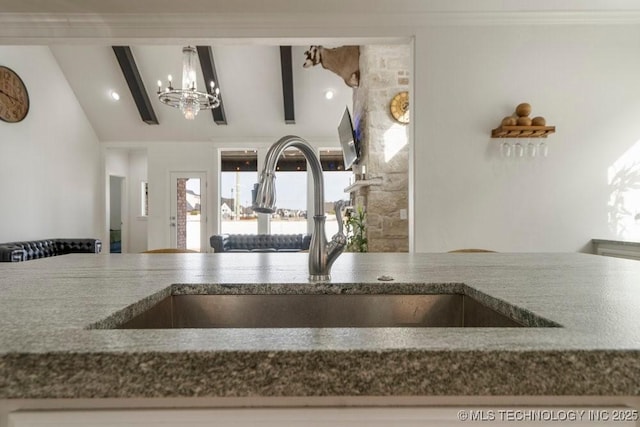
491 126 555 138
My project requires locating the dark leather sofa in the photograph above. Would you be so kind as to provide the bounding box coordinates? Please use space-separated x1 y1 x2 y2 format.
0 238 102 262
210 234 311 253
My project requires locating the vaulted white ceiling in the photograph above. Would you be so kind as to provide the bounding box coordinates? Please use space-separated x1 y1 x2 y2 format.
50 44 355 143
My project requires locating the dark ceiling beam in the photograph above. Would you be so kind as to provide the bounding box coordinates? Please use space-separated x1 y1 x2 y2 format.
111 46 158 125
279 46 295 124
196 45 227 125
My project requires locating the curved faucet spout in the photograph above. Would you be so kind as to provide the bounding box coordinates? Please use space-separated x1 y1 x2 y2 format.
252 135 346 281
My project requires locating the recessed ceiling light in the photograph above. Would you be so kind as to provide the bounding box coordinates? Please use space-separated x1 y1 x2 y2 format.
324 90 335 100
109 90 120 101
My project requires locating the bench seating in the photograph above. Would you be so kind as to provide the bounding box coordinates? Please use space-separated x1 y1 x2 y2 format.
0 238 102 262
210 234 311 253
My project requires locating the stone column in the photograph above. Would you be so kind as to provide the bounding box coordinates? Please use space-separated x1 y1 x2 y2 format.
352 45 410 252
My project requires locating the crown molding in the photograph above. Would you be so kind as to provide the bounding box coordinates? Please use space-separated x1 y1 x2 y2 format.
427 10 640 26
1 11 640 43
101 137 339 148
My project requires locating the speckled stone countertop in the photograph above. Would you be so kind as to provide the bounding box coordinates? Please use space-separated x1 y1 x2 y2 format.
1 252 639 398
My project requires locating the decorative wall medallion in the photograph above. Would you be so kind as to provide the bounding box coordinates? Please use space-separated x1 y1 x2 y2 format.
0 66 29 123
390 91 409 124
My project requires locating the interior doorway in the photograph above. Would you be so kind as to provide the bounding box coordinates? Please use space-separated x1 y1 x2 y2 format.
109 175 125 253
170 172 207 252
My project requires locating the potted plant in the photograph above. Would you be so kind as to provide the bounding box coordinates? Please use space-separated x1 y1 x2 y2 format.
345 204 367 252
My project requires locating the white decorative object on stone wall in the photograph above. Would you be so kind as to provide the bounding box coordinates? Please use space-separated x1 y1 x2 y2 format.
344 177 383 193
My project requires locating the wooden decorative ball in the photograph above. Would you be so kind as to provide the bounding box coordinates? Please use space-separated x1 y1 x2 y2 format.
501 116 517 126
531 116 546 126
516 116 532 126
515 103 532 117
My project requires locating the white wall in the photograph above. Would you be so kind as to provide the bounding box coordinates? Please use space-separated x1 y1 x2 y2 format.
0 46 101 242
413 24 640 252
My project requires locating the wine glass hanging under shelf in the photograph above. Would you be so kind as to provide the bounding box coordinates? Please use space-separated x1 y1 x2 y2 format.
498 137 550 158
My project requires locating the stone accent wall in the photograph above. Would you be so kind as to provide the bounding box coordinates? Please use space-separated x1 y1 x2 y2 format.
352 45 410 252
176 178 187 249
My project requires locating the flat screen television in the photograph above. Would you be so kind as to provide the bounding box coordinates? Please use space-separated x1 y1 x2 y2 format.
337 106 360 170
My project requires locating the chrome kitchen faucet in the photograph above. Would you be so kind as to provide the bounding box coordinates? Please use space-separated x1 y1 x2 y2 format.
253 135 347 281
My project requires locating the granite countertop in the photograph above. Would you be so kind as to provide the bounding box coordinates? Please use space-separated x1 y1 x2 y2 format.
1 252 639 398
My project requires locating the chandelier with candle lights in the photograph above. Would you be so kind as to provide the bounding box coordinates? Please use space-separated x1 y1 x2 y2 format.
157 46 220 120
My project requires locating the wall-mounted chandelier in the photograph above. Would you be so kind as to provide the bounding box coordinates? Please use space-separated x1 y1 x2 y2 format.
157 46 220 120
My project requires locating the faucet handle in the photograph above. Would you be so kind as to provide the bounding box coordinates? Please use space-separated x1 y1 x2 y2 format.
326 200 348 265
332 200 348 237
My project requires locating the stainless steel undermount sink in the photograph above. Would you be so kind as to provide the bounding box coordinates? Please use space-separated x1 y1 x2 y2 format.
115 293 535 329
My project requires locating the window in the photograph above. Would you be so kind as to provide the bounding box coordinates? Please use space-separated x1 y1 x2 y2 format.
220 150 258 234
219 148 352 236
270 148 308 234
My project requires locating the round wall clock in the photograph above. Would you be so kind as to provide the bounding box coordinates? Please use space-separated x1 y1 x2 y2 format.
390 91 409 124
0 66 30 123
